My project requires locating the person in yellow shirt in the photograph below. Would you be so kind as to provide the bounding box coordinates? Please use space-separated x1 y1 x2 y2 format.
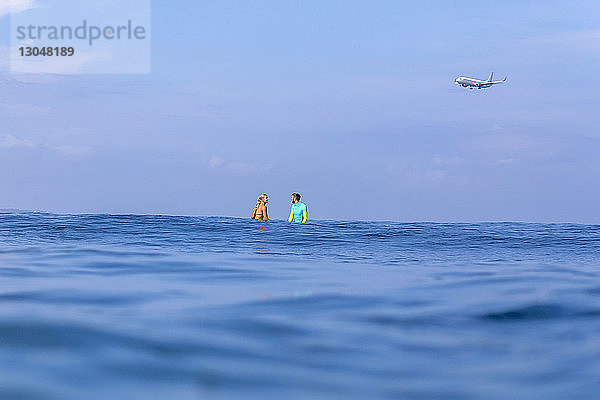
288 193 307 223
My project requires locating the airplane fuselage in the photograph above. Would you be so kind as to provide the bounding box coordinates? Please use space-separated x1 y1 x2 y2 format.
454 77 493 89
454 73 506 90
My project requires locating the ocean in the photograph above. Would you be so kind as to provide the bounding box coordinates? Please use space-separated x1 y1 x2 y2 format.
0 212 599 399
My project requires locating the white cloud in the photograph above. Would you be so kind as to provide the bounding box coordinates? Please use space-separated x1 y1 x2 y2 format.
494 158 516 166
208 155 224 169
0 0 38 17
0 134 35 148
0 134 90 156
0 102 51 117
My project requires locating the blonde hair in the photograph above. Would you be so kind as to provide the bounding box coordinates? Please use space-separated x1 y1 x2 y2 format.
255 193 268 209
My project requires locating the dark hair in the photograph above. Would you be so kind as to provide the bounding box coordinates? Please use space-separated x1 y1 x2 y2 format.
292 193 301 202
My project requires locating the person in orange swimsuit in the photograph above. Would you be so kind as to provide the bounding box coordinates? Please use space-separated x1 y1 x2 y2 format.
251 193 269 221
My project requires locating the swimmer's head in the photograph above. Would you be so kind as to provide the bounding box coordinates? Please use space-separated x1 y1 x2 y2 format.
291 193 301 204
256 193 269 206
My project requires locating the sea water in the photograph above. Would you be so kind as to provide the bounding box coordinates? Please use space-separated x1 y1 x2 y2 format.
0 212 599 399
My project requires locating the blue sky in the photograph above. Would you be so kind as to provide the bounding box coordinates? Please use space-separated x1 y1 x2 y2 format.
0 0 599 222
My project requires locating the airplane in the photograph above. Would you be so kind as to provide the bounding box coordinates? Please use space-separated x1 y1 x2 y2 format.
454 72 507 89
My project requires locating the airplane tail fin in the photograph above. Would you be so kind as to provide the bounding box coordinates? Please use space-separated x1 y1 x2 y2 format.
488 72 494 82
